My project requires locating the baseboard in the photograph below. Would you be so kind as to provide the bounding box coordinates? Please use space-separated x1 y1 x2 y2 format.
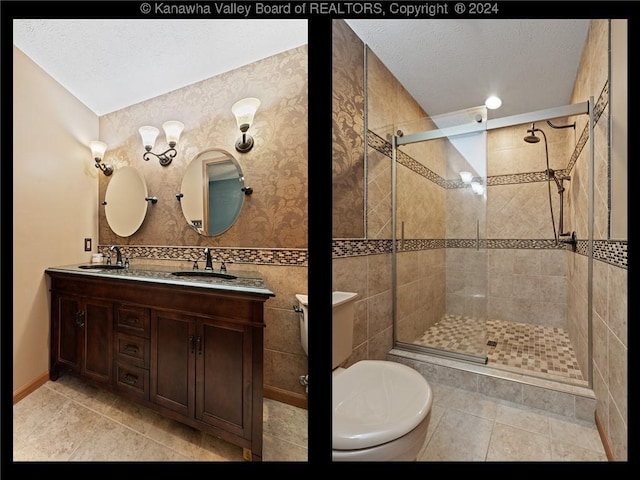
13 371 50 404
595 410 615 461
264 385 308 410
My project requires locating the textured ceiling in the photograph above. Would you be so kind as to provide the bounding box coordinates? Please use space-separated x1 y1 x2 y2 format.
13 19 591 121
346 19 591 120
13 19 308 116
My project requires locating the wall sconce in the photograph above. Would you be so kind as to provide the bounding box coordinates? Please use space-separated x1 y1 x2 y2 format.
139 120 184 166
231 98 260 153
90 140 113 176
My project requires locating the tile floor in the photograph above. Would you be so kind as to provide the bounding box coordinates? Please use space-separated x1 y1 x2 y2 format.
416 314 586 385
417 380 607 461
13 370 607 463
12 374 308 462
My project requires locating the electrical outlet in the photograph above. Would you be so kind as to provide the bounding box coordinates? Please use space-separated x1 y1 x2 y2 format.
84 238 92 251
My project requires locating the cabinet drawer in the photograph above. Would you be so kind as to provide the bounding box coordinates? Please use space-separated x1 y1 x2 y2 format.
115 363 149 400
116 305 150 337
115 332 149 368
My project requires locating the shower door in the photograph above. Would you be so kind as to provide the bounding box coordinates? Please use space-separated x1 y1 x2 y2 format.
392 107 489 364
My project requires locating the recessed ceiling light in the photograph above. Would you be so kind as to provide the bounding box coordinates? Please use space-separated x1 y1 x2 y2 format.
485 96 502 110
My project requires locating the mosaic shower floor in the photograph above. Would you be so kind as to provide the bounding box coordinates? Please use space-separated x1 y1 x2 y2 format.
414 314 587 386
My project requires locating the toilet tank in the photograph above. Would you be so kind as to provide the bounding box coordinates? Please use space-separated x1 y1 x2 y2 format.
332 291 358 369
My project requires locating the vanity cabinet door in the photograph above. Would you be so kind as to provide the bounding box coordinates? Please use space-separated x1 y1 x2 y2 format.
196 317 252 439
54 295 82 373
83 299 114 384
150 310 196 418
150 310 253 440
51 294 113 385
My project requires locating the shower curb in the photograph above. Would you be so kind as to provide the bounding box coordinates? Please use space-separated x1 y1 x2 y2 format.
388 348 597 425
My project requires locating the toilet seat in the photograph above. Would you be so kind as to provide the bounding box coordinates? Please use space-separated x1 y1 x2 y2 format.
333 360 432 451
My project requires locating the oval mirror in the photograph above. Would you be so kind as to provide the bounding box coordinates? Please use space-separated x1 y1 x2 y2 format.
180 148 247 236
104 166 149 237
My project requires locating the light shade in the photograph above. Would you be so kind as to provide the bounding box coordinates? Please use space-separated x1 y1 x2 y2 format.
459 171 473 183
90 140 108 160
231 98 261 131
471 181 484 195
162 121 184 146
485 95 502 110
139 126 160 150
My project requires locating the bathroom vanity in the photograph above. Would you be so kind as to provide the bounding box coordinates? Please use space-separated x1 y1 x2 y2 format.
46 263 275 461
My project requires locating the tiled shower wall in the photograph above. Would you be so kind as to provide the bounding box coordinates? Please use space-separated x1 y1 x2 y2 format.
96 46 309 407
332 19 626 459
570 20 627 461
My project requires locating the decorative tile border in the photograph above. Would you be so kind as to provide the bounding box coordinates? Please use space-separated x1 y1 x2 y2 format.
333 238 627 270
398 239 446 251
368 130 392 157
594 239 627 269
567 82 609 175
332 239 393 257
97 245 308 266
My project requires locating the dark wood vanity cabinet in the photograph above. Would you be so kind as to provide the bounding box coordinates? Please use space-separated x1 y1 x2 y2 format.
47 270 271 461
50 294 113 385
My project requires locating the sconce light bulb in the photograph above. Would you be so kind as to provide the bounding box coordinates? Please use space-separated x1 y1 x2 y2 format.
162 120 184 146
459 171 473 184
90 140 108 161
139 125 160 151
232 98 261 130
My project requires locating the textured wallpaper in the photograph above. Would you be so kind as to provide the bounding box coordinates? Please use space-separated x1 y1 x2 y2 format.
98 46 308 250
332 19 365 239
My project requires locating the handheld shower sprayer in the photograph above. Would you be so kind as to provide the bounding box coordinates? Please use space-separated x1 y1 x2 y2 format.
523 123 571 245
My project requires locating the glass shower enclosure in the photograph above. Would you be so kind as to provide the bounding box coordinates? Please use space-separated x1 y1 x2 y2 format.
392 106 489 364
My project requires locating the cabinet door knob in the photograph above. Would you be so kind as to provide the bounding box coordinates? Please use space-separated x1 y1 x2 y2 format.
196 335 202 355
75 310 85 327
189 335 195 354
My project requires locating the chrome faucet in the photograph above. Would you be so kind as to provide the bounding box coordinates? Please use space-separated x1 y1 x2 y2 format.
204 248 214 271
110 245 123 266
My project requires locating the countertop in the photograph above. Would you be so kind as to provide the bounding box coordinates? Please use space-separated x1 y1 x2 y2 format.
45 263 276 297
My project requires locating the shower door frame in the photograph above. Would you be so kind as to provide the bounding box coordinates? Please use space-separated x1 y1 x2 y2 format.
391 100 594 384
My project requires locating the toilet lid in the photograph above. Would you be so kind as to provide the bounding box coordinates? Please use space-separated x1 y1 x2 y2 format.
333 360 432 450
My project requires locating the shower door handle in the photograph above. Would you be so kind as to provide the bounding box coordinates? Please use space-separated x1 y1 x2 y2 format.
476 219 480 251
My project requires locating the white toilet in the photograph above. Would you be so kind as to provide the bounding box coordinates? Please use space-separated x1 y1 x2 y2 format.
296 291 433 461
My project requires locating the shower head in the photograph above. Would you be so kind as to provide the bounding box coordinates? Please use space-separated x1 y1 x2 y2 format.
524 123 541 143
